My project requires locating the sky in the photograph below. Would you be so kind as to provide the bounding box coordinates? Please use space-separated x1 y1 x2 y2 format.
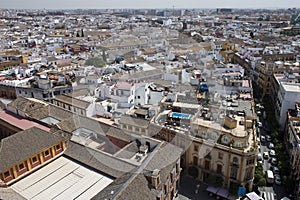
0 0 300 9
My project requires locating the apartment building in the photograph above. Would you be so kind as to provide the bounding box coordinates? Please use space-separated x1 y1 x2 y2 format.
285 103 300 199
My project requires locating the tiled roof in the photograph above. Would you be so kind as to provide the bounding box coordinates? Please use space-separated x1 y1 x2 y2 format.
119 115 150 129
0 127 64 172
54 94 90 109
63 141 136 178
100 142 183 200
7 96 46 114
56 115 110 134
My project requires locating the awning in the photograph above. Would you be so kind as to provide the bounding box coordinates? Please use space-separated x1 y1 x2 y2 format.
216 188 229 199
206 186 219 194
246 192 262 200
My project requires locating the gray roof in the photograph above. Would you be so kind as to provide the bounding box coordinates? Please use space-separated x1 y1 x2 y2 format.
7 97 46 114
57 115 109 134
54 94 90 109
119 115 150 129
57 115 133 142
0 127 64 172
63 141 136 178
115 142 139 159
106 126 133 143
108 142 183 200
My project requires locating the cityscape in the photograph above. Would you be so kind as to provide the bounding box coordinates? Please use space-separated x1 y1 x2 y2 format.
0 3 300 200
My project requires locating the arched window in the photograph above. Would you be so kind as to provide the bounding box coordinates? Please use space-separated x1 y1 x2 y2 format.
233 157 238 164
223 135 228 143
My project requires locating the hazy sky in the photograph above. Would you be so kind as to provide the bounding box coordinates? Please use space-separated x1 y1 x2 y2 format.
1 0 300 9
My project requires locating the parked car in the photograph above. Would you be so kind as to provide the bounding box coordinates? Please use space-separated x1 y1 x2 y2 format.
270 166 280 174
266 135 272 142
258 121 263 128
260 135 266 142
263 152 269 159
268 142 274 149
270 157 278 165
269 150 276 157
274 174 282 185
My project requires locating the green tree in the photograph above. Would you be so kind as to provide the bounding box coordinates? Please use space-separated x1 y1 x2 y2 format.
85 57 106 67
257 178 266 186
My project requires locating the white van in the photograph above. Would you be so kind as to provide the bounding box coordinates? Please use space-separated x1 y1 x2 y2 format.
266 170 274 184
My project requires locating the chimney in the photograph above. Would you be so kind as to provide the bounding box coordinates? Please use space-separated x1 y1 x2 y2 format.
146 169 161 189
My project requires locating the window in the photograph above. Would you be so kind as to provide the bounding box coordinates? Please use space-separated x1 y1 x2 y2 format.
247 159 254 165
56 144 61 150
245 168 252 181
202 130 206 137
138 96 140 99
233 157 239 164
218 152 223 160
217 164 222 174
194 145 198 152
222 135 228 143
204 160 210 170
32 156 38 163
19 90 21 94
19 163 24 170
211 133 217 140
3 171 10 178
193 156 198 166
44 150 50 156
230 167 238 179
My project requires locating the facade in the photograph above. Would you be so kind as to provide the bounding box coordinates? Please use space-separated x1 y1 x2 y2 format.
51 94 110 118
285 103 300 199
256 61 289 96
274 76 300 129
0 85 17 99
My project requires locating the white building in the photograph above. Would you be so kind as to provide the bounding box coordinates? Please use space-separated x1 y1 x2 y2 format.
276 81 300 129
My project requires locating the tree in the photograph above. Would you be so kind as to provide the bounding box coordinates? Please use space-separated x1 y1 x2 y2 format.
85 57 106 68
257 178 266 186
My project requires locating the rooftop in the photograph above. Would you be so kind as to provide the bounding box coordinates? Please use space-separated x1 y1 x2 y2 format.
0 127 63 172
10 156 113 200
0 110 50 132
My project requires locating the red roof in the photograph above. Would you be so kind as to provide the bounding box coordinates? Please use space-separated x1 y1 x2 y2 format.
0 110 50 132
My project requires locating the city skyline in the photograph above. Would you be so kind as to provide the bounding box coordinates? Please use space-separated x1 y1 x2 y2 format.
1 0 300 10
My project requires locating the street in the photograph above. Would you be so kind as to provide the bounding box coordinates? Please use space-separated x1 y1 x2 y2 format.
257 114 285 200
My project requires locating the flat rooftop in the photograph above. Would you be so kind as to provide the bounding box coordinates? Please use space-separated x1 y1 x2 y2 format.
11 156 113 200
